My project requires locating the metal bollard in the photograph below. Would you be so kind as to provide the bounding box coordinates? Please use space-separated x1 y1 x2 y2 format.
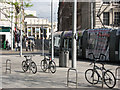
67 68 78 88
6 59 11 74
115 67 120 80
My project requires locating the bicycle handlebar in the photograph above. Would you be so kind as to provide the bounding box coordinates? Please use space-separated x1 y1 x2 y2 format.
90 59 105 66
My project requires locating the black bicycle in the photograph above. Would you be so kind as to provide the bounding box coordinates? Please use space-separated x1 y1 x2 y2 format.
40 55 56 73
85 55 116 89
22 55 37 74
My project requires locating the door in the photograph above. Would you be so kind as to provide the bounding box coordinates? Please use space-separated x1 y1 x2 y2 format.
0 35 5 49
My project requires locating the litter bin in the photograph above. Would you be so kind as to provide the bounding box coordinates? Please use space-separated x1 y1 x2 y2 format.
59 50 69 67
64 50 69 67
59 50 65 67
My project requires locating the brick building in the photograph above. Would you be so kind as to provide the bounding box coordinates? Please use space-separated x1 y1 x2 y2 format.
58 1 120 31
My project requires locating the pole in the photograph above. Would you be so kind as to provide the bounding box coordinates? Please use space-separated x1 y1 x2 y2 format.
51 0 54 60
11 3 13 50
42 19 44 56
91 2 94 29
20 0 23 57
72 0 77 69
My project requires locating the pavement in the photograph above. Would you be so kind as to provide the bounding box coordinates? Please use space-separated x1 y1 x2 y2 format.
0 50 120 89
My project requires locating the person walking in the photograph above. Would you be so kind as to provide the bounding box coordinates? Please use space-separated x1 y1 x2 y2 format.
28 40 30 51
26 40 28 51
15 42 18 51
6 39 8 50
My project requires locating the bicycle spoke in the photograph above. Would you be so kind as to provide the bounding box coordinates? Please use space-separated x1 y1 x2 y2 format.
104 70 116 89
50 61 56 73
31 62 37 74
85 69 99 84
22 61 28 72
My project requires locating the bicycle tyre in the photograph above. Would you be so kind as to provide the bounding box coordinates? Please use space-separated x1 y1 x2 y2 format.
85 69 99 84
31 61 37 74
41 59 47 72
22 61 28 72
50 61 56 73
104 70 116 89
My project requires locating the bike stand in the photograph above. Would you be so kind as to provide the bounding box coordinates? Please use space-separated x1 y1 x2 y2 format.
67 68 78 88
6 59 11 74
115 67 120 81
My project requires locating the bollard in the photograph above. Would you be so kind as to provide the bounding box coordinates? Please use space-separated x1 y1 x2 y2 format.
6 59 11 74
115 67 120 80
67 68 78 88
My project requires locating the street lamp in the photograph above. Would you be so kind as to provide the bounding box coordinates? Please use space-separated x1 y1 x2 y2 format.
20 0 23 57
72 0 77 69
51 0 54 60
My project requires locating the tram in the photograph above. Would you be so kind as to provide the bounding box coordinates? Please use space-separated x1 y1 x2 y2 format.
82 28 120 62
52 28 120 62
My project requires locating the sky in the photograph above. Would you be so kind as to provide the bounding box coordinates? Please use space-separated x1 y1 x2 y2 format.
25 0 59 22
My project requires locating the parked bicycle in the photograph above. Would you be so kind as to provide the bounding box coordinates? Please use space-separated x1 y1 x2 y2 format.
22 55 37 74
85 54 116 89
40 55 56 73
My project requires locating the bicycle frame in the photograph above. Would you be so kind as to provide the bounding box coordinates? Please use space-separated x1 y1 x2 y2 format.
92 62 107 81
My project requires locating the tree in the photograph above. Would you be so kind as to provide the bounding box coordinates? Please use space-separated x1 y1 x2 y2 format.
0 0 33 50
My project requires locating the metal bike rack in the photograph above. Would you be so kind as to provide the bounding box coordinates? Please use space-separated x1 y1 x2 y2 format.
67 68 78 88
6 59 11 74
115 67 120 80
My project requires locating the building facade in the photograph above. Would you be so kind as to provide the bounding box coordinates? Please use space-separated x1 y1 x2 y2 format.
95 1 120 28
25 15 57 39
58 1 120 31
0 0 16 48
58 2 91 31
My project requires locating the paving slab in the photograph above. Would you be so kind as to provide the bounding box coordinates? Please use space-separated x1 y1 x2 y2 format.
0 55 119 89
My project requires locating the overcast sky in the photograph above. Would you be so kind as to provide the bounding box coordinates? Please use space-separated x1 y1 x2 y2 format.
25 0 59 22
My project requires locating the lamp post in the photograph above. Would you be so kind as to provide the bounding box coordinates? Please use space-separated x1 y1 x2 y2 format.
20 0 23 57
72 0 77 69
10 3 13 51
42 18 44 56
51 0 54 60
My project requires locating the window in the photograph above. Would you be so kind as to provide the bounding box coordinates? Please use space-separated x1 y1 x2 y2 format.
103 0 110 4
103 2 110 4
103 12 109 25
112 0 120 4
54 37 60 47
114 12 120 26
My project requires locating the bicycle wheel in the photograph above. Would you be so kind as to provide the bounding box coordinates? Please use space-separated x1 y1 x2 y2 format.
104 70 116 89
41 60 47 72
22 61 28 72
50 61 56 73
85 69 99 84
31 62 37 74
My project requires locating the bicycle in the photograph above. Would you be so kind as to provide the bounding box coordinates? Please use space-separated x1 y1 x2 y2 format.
40 55 56 73
22 55 37 74
85 55 116 89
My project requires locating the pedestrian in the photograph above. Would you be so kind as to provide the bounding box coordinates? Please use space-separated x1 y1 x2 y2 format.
6 39 8 50
15 42 18 51
30 40 32 51
18 42 20 51
26 40 28 51
28 40 30 51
